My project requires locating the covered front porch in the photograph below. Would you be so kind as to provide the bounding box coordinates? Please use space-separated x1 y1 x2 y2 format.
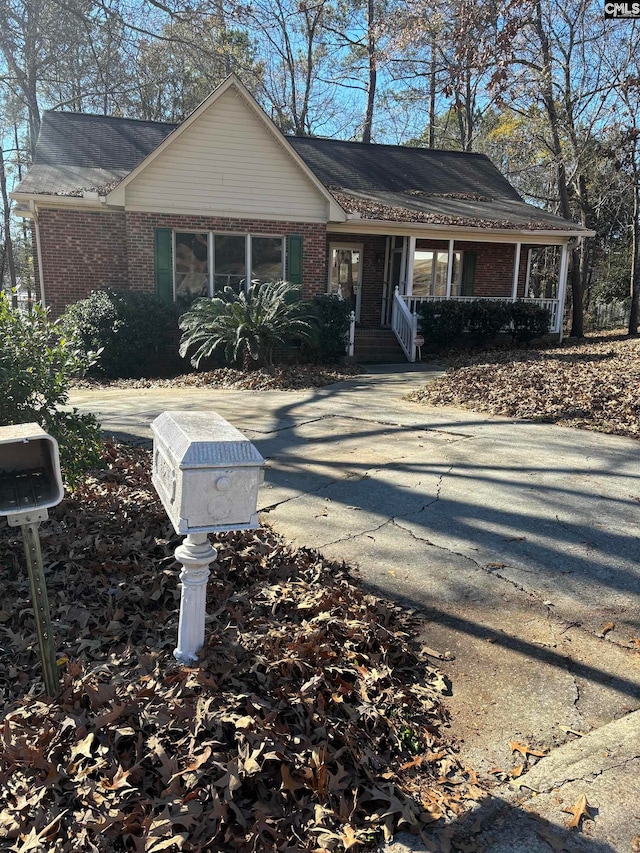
328 225 572 362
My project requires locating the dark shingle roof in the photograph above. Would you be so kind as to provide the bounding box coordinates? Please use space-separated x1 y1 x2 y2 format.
288 137 522 201
16 111 177 196
34 110 177 169
288 137 579 231
15 110 585 231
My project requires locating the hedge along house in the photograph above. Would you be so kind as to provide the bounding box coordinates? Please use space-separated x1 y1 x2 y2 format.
12 75 592 362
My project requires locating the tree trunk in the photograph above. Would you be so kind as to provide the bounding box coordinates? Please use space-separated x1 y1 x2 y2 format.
532 0 581 335
361 0 377 143
629 165 640 336
0 147 18 305
428 31 436 148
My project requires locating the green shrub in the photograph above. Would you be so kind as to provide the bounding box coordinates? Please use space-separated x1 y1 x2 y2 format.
61 289 180 378
467 300 511 344
304 294 351 363
417 300 468 350
509 301 551 343
179 280 312 369
0 293 102 487
417 299 551 350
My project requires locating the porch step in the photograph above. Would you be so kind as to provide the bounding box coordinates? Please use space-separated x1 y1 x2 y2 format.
354 328 407 363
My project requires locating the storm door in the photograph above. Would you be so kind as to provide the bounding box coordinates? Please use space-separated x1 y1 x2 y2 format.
328 243 363 321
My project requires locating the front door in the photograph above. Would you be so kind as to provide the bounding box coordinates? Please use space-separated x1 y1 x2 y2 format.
328 243 363 321
382 236 407 326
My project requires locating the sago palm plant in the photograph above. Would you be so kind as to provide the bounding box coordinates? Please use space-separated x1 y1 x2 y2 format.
179 280 312 368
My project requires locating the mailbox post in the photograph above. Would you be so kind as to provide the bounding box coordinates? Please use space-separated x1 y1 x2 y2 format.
151 411 264 663
0 423 64 695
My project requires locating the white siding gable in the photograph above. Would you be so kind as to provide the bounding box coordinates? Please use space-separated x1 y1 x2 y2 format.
124 89 328 221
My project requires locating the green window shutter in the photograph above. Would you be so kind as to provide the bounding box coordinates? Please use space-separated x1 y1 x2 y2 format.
461 250 476 297
154 228 173 304
287 235 303 286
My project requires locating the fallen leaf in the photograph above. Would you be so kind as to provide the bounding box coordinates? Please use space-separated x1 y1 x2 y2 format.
509 741 548 758
597 622 615 638
562 793 592 828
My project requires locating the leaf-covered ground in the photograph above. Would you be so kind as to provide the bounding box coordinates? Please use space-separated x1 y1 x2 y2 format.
72 364 362 392
0 445 484 853
409 330 640 439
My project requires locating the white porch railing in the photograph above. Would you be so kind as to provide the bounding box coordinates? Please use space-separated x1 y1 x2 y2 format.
401 295 561 334
391 287 418 362
347 310 356 357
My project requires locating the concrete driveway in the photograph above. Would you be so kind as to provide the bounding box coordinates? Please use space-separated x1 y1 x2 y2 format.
69 365 640 846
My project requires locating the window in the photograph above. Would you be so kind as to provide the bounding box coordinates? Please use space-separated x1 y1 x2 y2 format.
171 232 285 305
215 235 246 292
175 232 209 308
252 236 284 282
412 250 463 296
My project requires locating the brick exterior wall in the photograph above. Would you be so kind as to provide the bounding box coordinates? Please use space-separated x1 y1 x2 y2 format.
35 205 540 325
34 208 328 317
35 208 128 317
125 212 327 299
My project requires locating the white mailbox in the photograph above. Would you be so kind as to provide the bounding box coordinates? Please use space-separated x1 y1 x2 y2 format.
151 410 266 664
0 423 64 521
151 411 265 535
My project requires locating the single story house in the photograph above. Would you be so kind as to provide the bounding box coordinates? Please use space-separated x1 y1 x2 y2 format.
12 75 592 361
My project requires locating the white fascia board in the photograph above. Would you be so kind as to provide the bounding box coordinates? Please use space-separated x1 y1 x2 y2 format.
330 218 593 244
10 192 115 213
123 203 328 223
107 74 347 223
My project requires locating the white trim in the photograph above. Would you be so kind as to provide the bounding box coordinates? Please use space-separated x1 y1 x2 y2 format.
557 243 570 341
106 76 347 222
445 238 454 298
30 201 47 309
511 242 521 301
122 203 329 223
406 235 416 295
208 231 214 296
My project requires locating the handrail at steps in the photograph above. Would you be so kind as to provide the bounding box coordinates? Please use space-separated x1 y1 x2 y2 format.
391 287 417 362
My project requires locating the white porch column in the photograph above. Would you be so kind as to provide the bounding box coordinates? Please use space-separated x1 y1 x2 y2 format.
399 237 407 292
445 238 454 297
557 242 570 342
511 242 522 301
524 248 532 296
405 235 416 295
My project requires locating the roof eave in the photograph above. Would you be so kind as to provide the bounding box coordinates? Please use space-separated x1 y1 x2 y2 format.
334 217 593 241
10 191 113 213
